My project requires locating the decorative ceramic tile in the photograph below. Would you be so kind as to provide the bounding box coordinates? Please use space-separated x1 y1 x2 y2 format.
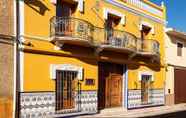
20 92 55 118
20 90 97 117
128 89 164 109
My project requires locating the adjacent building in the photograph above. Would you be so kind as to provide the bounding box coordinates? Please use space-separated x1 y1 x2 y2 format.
0 0 15 117
19 0 167 117
165 28 186 105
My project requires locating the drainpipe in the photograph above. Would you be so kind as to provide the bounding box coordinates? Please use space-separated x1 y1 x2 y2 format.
15 0 20 117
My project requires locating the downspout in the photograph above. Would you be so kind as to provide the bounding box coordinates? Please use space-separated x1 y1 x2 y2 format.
15 0 20 117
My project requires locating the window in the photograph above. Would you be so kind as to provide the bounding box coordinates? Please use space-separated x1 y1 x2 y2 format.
177 42 183 57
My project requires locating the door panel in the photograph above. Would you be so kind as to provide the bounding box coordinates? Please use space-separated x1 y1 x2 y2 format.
110 75 122 107
105 74 122 107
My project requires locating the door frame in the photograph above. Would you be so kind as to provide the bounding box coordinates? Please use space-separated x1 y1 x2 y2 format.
98 62 127 109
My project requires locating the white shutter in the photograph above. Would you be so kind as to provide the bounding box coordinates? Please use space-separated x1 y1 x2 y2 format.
51 0 56 4
78 0 84 13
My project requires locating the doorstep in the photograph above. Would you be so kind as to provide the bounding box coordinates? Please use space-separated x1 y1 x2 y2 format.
53 111 97 118
78 104 186 117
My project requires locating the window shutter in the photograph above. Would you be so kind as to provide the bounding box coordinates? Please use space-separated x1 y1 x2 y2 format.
51 0 56 4
78 0 84 13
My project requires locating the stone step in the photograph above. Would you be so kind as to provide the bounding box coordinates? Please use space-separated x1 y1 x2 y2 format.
99 107 127 114
53 111 96 118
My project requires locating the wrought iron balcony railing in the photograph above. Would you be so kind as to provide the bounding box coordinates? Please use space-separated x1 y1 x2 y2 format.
50 16 94 42
50 17 160 57
137 39 160 56
93 28 138 52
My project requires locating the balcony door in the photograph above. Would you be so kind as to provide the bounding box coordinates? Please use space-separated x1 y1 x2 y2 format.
56 1 76 36
141 25 151 51
105 14 120 44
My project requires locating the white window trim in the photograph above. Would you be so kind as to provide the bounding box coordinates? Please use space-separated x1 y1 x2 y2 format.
176 40 184 57
138 71 154 81
139 21 155 34
50 64 83 80
103 8 126 25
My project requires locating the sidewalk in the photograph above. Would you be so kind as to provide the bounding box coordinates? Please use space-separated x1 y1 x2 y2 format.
79 104 186 118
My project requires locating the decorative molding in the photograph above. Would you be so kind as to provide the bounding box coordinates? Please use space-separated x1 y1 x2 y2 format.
104 0 166 25
50 64 84 80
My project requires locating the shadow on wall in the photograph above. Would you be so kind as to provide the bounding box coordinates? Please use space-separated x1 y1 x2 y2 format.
24 0 50 15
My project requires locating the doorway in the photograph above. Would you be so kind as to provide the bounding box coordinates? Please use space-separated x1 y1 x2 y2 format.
105 14 120 44
56 1 76 36
98 62 124 110
141 25 151 51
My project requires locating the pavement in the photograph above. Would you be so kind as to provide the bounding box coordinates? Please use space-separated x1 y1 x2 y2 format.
78 104 186 118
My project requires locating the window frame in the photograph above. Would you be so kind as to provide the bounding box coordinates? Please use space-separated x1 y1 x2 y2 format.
176 40 184 57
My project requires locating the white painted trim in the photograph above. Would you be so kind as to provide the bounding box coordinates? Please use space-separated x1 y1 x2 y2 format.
13 0 17 117
19 0 24 92
125 65 128 108
50 64 84 80
122 65 126 108
140 21 155 34
103 8 126 25
138 71 154 81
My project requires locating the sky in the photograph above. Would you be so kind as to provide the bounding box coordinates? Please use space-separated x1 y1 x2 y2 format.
150 0 186 32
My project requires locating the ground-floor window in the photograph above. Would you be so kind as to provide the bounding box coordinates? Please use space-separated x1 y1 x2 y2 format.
56 70 78 111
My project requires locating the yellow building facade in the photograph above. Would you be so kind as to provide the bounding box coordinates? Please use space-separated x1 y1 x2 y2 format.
19 0 166 117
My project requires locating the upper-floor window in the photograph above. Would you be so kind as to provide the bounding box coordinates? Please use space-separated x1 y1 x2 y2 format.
177 42 183 57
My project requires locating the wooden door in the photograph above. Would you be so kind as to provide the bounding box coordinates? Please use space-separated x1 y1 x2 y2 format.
98 62 123 109
106 74 122 107
56 70 76 111
175 68 186 104
141 75 150 104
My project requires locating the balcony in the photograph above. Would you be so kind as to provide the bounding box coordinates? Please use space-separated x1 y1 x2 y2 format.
50 17 160 58
94 28 137 54
137 39 160 57
50 16 94 47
